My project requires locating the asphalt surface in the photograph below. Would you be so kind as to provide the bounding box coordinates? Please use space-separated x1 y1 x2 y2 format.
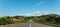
0 22 53 27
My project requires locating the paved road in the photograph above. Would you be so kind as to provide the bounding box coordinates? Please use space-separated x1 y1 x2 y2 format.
31 22 53 27
1 22 29 27
0 22 53 27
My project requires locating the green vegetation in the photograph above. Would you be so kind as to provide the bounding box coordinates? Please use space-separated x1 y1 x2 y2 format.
0 16 29 25
33 14 60 26
0 16 14 25
0 14 60 27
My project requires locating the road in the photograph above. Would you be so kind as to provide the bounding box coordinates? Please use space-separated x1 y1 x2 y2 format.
0 22 53 27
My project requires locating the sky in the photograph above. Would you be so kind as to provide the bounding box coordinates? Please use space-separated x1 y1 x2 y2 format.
0 0 60 16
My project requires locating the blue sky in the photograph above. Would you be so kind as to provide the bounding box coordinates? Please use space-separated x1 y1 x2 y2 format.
0 0 60 16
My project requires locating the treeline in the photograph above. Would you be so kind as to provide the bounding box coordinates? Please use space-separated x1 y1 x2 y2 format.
0 14 60 27
0 16 29 25
33 14 60 26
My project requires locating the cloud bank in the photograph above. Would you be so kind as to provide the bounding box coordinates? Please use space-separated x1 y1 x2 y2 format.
16 11 53 16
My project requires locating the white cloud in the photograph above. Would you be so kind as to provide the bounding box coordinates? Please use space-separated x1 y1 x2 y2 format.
16 11 52 16
23 13 32 16
16 14 24 16
35 0 45 6
56 8 60 11
32 11 42 16
58 8 60 10
44 11 53 15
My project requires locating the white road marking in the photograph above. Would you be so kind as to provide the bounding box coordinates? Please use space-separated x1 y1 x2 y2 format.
29 23 31 27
